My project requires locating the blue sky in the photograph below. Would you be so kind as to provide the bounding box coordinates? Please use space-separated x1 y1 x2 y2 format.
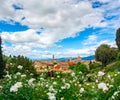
0 0 120 59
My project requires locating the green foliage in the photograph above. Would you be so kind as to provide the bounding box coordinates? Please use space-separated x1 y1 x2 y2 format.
117 52 120 61
69 65 74 70
111 47 118 61
7 55 35 75
0 36 5 78
95 44 117 67
116 28 120 50
89 62 102 70
77 63 88 73
69 62 88 74
53 62 57 65
0 63 120 100
102 75 120 100
105 61 120 72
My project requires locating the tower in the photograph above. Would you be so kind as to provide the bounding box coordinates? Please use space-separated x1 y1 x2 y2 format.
77 56 81 62
52 54 54 60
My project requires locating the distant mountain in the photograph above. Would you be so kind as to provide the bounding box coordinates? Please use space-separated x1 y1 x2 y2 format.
82 55 95 60
32 55 95 61
56 55 95 61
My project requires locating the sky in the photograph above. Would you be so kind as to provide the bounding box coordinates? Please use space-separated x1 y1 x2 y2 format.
0 0 120 59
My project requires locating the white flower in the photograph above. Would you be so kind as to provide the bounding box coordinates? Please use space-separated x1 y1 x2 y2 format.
65 83 70 89
82 75 84 79
61 97 64 100
107 83 109 86
113 91 119 96
114 74 117 76
17 65 23 69
111 79 114 83
16 72 21 75
98 82 108 92
28 78 36 85
92 86 95 88
62 79 65 83
79 84 81 87
10 82 22 92
79 71 82 74
109 85 113 88
10 85 18 92
21 74 26 77
40 77 44 81
0 86 3 89
53 82 57 85
107 75 111 79
5 74 11 79
47 92 56 100
111 96 115 99
57 75 60 78
79 88 84 93
46 84 49 88
61 86 66 89
49 86 54 91
30 73 33 76
6 71 9 75
98 71 105 77
86 83 89 86
95 79 98 83
61 83 70 89
71 72 75 77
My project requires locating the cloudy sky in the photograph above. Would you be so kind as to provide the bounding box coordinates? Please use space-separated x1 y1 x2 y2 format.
0 0 120 59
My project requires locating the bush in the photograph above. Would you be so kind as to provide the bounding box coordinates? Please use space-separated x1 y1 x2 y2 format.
6 55 36 75
89 62 102 70
69 62 88 74
105 61 120 72
69 65 74 70
117 52 120 61
77 63 88 73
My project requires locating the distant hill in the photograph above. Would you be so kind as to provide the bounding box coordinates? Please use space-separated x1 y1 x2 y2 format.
32 55 95 61
56 55 95 61
82 55 95 60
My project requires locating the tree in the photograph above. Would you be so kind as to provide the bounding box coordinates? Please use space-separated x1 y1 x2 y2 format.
0 36 5 78
7 55 35 75
95 44 113 67
116 28 120 50
117 52 120 61
110 47 118 61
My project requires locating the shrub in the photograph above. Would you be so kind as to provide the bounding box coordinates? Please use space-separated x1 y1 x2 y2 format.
6 55 36 75
78 64 88 73
89 62 102 70
76 63 88 74
105 61 120 72
117 52 120 61
69 62 88 74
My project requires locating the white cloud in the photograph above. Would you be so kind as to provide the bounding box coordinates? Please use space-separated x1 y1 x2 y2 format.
1 29 39 44
0 0 107 49
0 0 119 58
2 44 96 59
96 40 117 48
83 35 98 45
0 0 106 43
2 39 116 59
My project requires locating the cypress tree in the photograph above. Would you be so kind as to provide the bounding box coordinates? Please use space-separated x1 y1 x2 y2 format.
116 28 120 51
0 36 5 78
